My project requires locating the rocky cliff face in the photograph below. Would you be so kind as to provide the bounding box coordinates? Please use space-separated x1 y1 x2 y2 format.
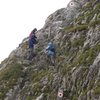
0 0 100 100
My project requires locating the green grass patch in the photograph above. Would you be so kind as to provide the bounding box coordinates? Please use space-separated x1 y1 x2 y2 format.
64 24 88 33
0 63 23 99
94 87 100 95
71 46 98 67
31 70 52 82
71 37 86 47
94 3 100 13
86 12 95 23
97 13 100 19
74 16 85 23
89 20 100 27
66 43 100 68
81 2 92 12
76 48 96 66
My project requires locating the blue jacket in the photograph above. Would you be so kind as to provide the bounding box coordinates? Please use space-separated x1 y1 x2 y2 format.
46 42 56 56
29 34 37 48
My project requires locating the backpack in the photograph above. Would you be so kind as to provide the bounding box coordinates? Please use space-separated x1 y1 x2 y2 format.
33 39 38 44
31 34 38 44
48 44 55 53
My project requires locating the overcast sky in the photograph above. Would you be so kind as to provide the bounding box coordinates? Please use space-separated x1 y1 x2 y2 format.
0 0 71 63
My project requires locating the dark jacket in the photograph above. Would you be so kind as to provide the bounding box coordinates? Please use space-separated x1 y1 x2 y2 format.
29 33 37 48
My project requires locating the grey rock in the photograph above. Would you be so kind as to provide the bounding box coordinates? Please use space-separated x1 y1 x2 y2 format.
36 93 44 100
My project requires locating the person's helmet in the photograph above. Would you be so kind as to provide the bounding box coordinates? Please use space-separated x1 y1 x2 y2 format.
32 28 37 34
33 28 37 32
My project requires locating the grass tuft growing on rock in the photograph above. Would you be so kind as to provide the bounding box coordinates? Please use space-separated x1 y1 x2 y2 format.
64 24 88 33
0 63 23 99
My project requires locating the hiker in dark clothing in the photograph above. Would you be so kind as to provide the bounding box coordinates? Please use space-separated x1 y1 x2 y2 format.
28 28 38 60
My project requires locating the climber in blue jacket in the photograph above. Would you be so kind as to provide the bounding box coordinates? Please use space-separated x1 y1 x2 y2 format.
45 41 56 65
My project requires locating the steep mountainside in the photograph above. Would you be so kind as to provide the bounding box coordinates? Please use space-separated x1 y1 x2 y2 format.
0 0 100 100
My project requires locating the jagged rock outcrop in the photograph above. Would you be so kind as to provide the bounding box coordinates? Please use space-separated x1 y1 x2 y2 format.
0 0 100 100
